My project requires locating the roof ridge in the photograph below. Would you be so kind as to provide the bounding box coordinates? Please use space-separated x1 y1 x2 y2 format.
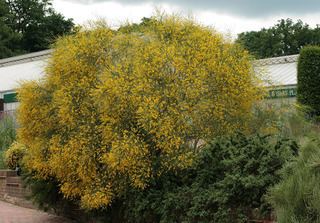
253 54 299 66
0 50 52 68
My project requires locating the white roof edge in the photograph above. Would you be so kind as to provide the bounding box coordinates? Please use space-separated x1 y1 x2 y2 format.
253 54 299 66
0 49 53 68
0 50 298 67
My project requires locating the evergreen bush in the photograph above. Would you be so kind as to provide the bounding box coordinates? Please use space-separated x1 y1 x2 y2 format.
103 133 297 223
297 46 320 117
269 135 320 223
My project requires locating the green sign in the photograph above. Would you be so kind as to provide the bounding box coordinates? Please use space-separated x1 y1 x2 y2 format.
4 93 18 103
267 88 297 99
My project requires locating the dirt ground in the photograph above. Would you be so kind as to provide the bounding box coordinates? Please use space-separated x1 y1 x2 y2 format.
0 200 73 223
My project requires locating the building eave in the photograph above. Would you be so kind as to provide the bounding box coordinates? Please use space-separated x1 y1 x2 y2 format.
0 49 52 68
253 54 299 66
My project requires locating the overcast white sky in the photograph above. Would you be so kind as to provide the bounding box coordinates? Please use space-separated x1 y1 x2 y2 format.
52 0 320 38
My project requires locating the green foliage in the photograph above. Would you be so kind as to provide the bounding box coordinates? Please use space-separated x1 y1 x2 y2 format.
0 0 74 59
248 104 315 140
297 46 320 117
0 0 22 58
237 19 320 59
100 133 297 223
4 141 26 169
269 136 320 223
0 116 16 168
23 173 76 216
118 17 156 33
0 116 16 150
0 151 5 169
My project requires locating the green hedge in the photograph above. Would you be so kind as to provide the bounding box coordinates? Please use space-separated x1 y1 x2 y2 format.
297 46 320 117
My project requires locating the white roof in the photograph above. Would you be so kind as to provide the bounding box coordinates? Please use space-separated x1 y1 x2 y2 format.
0 50 51 92
254 54 298 87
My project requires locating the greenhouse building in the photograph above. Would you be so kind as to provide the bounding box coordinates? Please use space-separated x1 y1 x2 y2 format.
0 50 51 118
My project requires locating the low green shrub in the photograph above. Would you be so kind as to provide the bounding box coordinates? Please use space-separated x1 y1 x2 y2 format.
0 116 16 169
23 174 76 215
23 173 111 222
0 116 16 151
248 104 316 140
101 133 298 223
269 135 320 223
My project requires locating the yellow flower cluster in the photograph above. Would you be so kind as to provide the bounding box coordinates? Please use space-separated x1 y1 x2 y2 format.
4 141 26 170
17 15 262 209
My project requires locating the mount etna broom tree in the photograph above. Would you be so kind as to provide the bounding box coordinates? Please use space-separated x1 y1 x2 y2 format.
17 15 262 209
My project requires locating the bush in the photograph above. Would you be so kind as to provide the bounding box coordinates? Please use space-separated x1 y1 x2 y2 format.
0 151 5 169
248 104 316 140
0 115 16 151
0 116 16 168
18 15 262 209
269 135 320 223
297 46 320 117
22 174 77 216
4 141 26 170
102 133 297 223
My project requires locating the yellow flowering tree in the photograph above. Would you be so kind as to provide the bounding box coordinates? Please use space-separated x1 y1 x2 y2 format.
18 16 261 209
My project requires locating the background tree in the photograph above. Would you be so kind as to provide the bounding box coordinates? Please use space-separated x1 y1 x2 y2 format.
18 15 262 209
237 19 319 59
0 0 74 58
0 0 21 58
118 17 155 33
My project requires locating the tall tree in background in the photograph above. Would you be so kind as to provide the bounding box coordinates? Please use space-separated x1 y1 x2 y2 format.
237 19 320 59
0 0 74 59
0 0 21 58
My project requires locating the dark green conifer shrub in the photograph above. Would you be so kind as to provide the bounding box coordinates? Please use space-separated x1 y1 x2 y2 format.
113 133 297 223
297 46 320 117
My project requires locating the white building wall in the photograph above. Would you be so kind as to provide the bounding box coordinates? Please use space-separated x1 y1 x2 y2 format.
4 102 19 112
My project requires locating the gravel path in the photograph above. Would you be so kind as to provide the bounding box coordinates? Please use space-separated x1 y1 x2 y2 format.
0 200 72 223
